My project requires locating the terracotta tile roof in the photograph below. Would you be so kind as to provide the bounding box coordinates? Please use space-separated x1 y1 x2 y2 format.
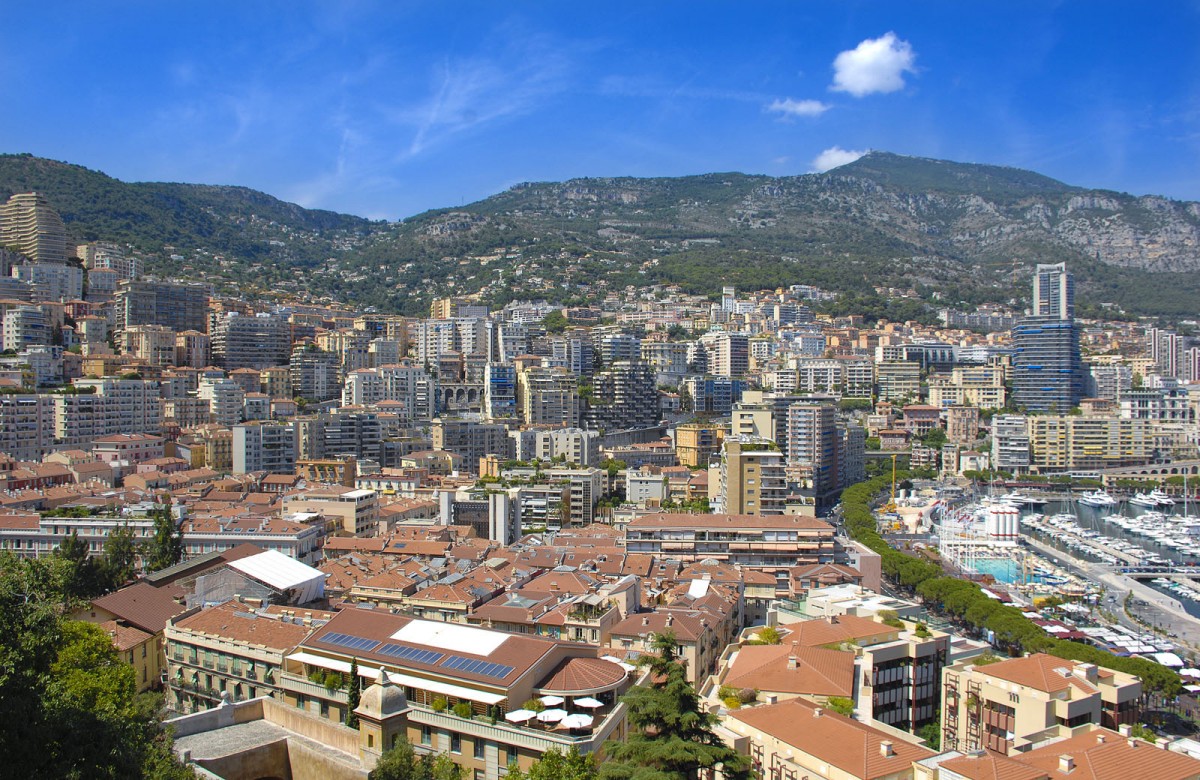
91 582 188 634
939 752 1050 780
1014 727 1200 779
610 609 709 643
538 656 627 694
0 513 39 529
98 619 154 652
978 653 1100 695
778 615 897 648
172 601 319 651
303 611 561 686
723 643 855 697
728 697 935 780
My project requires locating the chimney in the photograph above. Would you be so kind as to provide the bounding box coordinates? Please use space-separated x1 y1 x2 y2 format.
1095 734 1106 744
666 614 674 627
642 616 650 626
1157 738 1171 750
1058 755 1075 773
813 707 823 718
880 740 895 758
1118 724 1132 737
1128 739 1139 749
787 655 799 670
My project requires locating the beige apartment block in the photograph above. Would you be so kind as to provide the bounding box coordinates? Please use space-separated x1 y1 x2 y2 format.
940 653 1141 755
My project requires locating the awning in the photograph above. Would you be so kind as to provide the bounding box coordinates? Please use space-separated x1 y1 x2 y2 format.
285 652 506 705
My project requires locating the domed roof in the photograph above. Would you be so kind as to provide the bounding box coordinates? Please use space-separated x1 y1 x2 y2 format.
356 669 409 720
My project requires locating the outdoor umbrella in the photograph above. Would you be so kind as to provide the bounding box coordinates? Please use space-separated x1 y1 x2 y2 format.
536 708 567 723
573 696 603 708
538 695 565 706
559 713 594 729
504 709 536 723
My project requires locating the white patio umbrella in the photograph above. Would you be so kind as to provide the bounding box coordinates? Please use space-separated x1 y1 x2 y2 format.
559 713 594 729
504 709 536 724
573 696 603 709
536 708 567 723
538 695 565 706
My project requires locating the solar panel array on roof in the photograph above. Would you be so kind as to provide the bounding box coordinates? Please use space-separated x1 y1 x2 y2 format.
377 643 444 665
321 632 380 652
442 655 514 679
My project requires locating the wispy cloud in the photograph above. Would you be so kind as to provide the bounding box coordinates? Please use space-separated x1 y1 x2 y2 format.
831 32 917 97
766 97 830 118
812 146 869 172
396 31 572 158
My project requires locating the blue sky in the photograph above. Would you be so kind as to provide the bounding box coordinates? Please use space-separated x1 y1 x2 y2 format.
2 2 1198 220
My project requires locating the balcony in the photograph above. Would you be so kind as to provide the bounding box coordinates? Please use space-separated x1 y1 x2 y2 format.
407 699 626 754
280 672 349 704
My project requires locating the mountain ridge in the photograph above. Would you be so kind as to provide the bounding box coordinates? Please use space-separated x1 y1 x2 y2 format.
2 151 1198 318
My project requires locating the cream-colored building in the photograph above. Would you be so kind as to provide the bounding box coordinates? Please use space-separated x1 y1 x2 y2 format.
940 653 1142 755
1027 415 1164 473
724 696 935 780
927 366 1006 410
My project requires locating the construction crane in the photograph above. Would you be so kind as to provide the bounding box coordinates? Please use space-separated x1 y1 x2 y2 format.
883 453 899 514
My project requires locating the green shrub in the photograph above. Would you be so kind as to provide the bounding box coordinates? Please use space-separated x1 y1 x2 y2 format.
431 697 448 712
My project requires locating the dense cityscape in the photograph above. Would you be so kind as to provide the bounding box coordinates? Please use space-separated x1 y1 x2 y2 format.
2 175 1200 780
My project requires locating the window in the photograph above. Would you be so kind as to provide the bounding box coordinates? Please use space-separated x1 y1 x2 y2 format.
474 739 486 759
320 701 329 718
368 734 374 748
451 734 461 754
421 725 432 746
142 644 147 659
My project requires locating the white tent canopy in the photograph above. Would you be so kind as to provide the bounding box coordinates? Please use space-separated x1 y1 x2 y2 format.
228 550 325 604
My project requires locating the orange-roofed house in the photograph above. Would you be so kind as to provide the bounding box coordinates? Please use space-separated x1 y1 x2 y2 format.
940 653 1143 756
724 696 935 780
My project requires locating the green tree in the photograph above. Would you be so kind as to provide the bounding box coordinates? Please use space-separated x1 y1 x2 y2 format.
346 658 361 728
543 310 568 334
143 508 183 573
54 530 104 600
917 721 941 750
507 747 598 780
601 632 752 780
746 625 782 645
0 553 193 779
100 523 138 591
370 736 467 780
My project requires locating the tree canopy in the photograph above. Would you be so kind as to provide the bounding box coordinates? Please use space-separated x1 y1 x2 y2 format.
0 553 192 779
601 632 752 780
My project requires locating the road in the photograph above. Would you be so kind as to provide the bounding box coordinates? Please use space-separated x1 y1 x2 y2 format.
1023 536 1200 656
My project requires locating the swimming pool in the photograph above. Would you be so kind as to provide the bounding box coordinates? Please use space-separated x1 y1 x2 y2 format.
970 557 1047 584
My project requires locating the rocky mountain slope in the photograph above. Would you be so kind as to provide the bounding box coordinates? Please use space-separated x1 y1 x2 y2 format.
2 151 1198 317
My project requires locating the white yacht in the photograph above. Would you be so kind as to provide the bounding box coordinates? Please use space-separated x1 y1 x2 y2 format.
1078 490 1117 508
1000 491 1046 508
1130 492 1160 508
1149 489 1176 507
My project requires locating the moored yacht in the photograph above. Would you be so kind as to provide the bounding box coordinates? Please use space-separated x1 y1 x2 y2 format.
1077 490 1117 507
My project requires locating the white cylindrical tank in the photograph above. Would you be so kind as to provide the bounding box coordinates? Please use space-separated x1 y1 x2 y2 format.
986 505 1019 540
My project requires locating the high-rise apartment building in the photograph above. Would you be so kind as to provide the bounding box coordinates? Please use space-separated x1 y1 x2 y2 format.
0 192 68 265
518 366 583 428
1013 263 1083 412
232 422 297 474
586 360 658 432
122 324 177 367
714 438 787 515
483 363 517 421
212 312 292 370
1011 317 1083 412
1032 262 1074 319
2 305 48 351
115 279 210 335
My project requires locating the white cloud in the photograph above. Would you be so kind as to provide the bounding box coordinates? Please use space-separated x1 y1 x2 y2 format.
766 97 830 118
812 146 868 172
831 32 916 97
